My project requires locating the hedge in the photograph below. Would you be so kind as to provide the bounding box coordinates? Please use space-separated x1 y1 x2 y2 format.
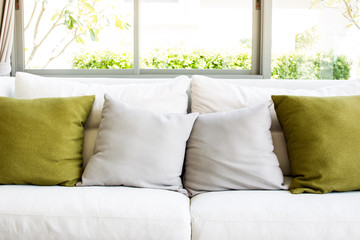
72 51 133 69
72 50 351 80
271 52 351 80
140 49 251 70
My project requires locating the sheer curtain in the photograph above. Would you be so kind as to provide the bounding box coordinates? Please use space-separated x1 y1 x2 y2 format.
0 0 15 76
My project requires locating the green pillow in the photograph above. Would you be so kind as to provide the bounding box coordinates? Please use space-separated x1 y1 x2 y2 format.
0 95 95 186
272 95 360 194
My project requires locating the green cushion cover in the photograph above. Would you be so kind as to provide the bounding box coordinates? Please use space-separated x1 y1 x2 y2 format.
272 95 360 194
0 96 95 186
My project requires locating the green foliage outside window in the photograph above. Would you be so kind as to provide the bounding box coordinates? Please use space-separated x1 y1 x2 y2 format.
25 0 130 69
72 49 351 80
73 49 252 70
141 49 252 70
72 51 133 69
295 26 319 51
271 52 351 80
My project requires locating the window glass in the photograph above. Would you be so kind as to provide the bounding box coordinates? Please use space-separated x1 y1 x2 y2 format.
139 0 253 70
23 0 133 69
19 0 257 74
272 0 359 80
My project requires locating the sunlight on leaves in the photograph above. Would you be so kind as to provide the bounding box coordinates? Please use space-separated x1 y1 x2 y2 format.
84 3 95 13
51 12 59 21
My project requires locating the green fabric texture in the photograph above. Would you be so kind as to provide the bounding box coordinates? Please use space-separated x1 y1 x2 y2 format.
272 95 360 194
0 95 95 186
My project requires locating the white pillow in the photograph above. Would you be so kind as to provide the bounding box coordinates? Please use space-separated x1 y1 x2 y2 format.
184 101 286 196
191 75 360 175
82 94 198 194
191 75 360 131
15 72 191 167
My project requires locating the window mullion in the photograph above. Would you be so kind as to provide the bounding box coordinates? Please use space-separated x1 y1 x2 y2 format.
12 0 24 75
260 0 272 79
252 0 261 76
133 0 140 75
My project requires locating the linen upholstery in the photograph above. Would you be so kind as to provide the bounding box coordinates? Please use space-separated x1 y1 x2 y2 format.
0 76 14 97
15 72 191 167
0 73 358 240
191 189 360 240
82 94 198 194
0 95 94 186
191 75 360 175
0 185 191 240
184 102 285 196
273 95 360 194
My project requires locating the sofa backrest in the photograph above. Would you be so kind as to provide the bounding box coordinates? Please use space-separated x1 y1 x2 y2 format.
13 72 191 169
190 76 358 176
4 73 357 176
0 77 15 97
235 79 351 176
230 79 349 175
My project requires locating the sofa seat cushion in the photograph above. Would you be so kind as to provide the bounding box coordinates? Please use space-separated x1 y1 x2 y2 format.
191 189 360 240
0 185 191 240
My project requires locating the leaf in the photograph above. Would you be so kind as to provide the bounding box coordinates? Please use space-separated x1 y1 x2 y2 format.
67 18 74 30
51 12 59 21
311 0 321 8
124 23 131 29
92 15 98 23
115 21 124 29
89 28 97 41
115 16 124 29
76 36 85 44
84 3 95 13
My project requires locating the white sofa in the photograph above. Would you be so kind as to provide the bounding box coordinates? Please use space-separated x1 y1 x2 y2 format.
1 74 360 240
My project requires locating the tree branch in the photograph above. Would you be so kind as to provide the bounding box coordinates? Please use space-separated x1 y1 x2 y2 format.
339 0 360 31
24 1 38 32
26 5 68 67
42 31 82 68
50 36 68 55
33 1 45 44
26 1 46 67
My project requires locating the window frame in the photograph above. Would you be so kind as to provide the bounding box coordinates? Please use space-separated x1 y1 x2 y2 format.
12 0 272 79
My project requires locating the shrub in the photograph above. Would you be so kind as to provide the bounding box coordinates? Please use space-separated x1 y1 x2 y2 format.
72 50 351 79
140 49 251 70
331 55 351 80
73 49 252 70
73 51 133 69
271 52 351 80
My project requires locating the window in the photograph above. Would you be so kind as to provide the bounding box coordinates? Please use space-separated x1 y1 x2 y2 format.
14 0 360 79
139 0 253 70
271 0 359 80
14 0 261 77
22 0 133 70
